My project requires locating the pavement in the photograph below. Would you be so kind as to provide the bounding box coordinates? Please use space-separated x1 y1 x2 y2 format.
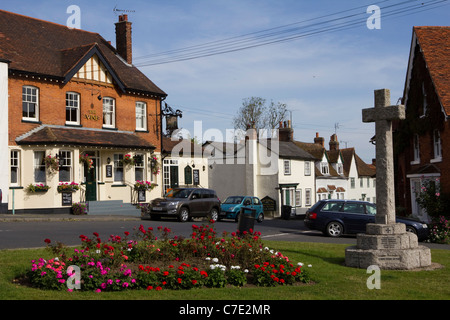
0 213 142 222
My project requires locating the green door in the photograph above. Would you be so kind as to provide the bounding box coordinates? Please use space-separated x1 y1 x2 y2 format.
85 162 97 201
170 166 179 188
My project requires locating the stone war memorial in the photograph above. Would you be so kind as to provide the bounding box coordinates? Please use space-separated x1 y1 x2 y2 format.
345 89 432 270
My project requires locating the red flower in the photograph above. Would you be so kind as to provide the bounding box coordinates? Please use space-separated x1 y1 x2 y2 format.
191 280 198 285
44 238 51 244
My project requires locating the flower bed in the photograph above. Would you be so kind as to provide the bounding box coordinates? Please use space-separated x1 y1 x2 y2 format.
25 221 312 292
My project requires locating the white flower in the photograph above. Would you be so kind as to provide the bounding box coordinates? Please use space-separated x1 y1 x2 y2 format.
244 269 249 273
297 262 304 266
210 264 216 269
308 264 312 268
212 258 219 263
205 257 211 261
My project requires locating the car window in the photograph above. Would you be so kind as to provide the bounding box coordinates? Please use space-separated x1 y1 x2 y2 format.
342 203 365 214
321 202 343 212
366 204 376 215
224 196 243 204
171 189 191 198
243 198 252 205
191 190 202 199
253 197 261 205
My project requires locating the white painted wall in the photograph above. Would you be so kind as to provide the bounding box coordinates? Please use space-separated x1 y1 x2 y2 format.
0 61 8 212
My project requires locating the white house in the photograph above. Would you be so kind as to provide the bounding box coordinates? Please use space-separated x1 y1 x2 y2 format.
296 133 376 203
206 122 316 217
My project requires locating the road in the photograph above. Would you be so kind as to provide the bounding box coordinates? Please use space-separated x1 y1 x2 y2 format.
0 217 448 250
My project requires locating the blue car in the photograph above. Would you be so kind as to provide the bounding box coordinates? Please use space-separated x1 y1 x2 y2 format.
219 196 264 223
304 199 429 241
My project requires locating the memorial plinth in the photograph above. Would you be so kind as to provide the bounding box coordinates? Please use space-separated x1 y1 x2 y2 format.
345 223 432 270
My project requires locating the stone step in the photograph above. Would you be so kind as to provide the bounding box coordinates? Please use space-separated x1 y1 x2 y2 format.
87 200 140 216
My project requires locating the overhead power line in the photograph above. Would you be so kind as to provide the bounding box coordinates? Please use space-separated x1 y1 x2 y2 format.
134 0 448 67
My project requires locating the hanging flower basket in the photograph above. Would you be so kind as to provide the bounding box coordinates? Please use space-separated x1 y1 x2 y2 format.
121 153 135 166
26 183 50 193
134 180 157 191
44 155 59 173
150 156 160 175
79 153 94 170
57 182 80 193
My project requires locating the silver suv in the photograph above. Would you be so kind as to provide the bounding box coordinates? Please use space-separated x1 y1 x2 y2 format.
142 188 221 222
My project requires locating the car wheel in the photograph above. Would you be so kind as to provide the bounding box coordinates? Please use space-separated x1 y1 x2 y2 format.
326 221 343 237
178 207 190 222
210 208 219 222
405 225 417 235
256 213 264 223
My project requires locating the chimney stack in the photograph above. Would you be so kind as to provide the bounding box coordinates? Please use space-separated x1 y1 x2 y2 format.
115 14 132 64
279 120 293 142
314 132 324 147
329 133 339 151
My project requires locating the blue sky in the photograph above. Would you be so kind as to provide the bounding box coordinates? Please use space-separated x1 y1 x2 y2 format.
3 0 449 162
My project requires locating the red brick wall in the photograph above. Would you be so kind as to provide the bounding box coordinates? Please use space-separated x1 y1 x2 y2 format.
8 75 162 151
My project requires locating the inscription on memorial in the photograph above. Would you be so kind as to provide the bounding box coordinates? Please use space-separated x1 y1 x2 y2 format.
381 237 397 249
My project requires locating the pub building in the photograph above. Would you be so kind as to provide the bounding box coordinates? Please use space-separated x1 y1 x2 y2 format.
0 10 167 214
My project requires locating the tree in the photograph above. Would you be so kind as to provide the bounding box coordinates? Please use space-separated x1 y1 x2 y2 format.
233 97 288 131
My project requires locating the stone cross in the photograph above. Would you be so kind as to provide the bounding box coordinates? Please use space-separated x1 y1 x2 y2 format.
362 89 405 225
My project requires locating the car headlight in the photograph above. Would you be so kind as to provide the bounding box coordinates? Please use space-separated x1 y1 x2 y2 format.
168 201 179 207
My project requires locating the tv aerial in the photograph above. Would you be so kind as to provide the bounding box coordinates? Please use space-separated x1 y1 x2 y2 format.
113 5 135 15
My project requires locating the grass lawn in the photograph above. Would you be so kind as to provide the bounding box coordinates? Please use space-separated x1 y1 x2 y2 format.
1 241 449 301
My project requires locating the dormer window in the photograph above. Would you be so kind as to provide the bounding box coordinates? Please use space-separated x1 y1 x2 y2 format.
337 163 343 175
321 162 329 175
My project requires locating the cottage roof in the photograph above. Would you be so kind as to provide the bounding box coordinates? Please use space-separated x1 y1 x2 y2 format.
0 9 166 97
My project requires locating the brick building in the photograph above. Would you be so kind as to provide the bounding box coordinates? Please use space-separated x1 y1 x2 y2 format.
0 10 167 214
394 26 450 222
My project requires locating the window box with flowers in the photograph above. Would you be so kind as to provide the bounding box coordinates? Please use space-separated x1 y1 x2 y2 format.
57 182 80 193
26 183 50 193
134 180 157 191
44 155 59 173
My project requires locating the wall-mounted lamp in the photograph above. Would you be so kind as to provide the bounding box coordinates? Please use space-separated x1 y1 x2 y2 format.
107 157 111 164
